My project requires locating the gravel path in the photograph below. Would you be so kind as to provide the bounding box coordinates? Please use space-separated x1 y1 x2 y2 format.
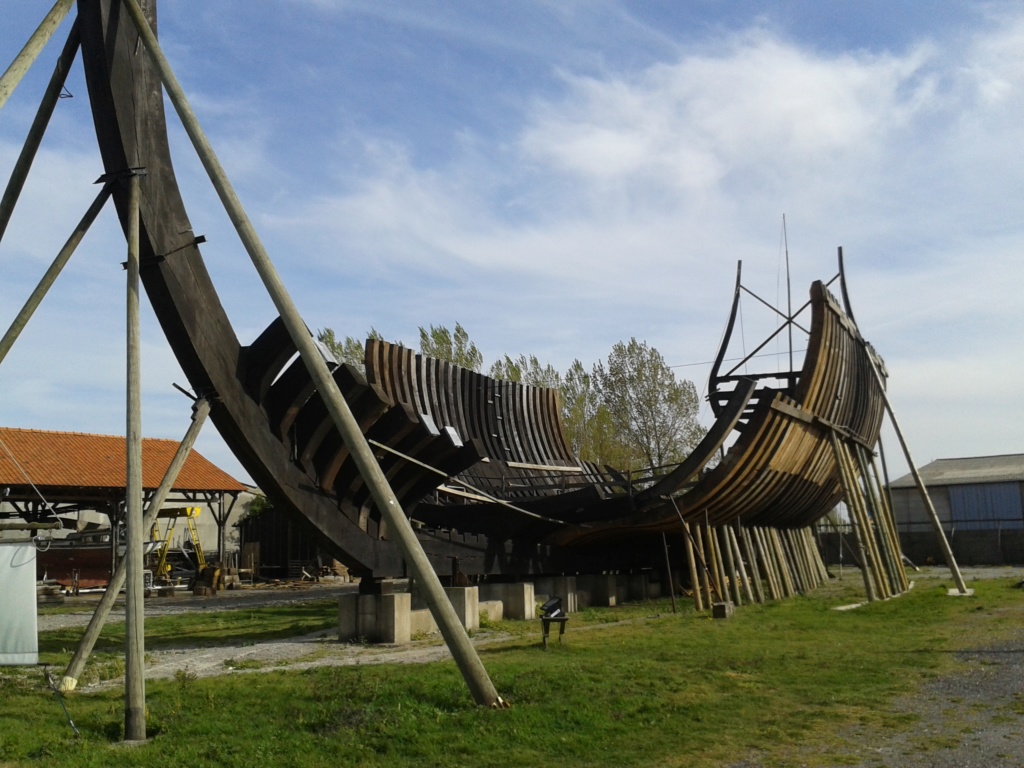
812 624 1024 768
39 580 508 690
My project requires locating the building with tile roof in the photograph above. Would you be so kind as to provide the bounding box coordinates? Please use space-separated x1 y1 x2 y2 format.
0 427 250 560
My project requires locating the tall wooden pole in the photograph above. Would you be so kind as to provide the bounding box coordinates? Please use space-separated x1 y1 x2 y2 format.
830 432 878 601
729 525 754 604
682 520 703 611
0 0 74 110
854 446 902 595
694 523 713 607
660 533 677 613
120 0 501 706
719 526 741 605
753 527 780 600
123 172 145 741
860 350 966 593
0 21 80 244
770 529 796 597
669 496 703 611
0 183 113 367
61 397 211 693
738 525 765 603
869 453 909 592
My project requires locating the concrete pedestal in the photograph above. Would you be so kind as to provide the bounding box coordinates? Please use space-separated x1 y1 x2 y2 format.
712 601 735 619
445 586 479 631
578 574 617 607
534 576 577 613
480 582 535 620
338 592 411 643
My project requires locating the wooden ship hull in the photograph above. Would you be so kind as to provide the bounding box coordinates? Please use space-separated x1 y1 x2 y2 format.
75 0 891 582
36 531 160 589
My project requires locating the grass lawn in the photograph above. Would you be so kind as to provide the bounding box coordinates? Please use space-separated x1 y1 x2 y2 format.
1 572 1021 767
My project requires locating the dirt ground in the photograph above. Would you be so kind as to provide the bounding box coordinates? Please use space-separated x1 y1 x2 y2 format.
39 579 508 686
41 568 1024 766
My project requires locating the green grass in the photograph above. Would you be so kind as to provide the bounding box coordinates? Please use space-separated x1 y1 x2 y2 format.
36 600 341 656
2 577 1022 767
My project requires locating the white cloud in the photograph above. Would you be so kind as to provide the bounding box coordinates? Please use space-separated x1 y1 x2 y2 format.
3 4 1023 487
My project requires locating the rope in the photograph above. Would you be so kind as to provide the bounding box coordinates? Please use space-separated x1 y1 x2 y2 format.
366 439 576 526
0 433 63 539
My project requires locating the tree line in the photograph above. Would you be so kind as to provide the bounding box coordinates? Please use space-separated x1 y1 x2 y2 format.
317 323 705 471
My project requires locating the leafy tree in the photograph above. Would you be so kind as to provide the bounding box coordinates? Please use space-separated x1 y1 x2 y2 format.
593 337 705 468
488 354 561 388
316 327 386 368
418 322 483 372
560 359 599 458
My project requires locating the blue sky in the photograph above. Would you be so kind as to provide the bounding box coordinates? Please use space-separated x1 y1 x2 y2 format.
1 1 1022 486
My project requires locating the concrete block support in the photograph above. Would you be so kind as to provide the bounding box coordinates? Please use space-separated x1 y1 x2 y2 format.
479 600 503 623
534 576 578 613
627 574 650 602
409 608 437 637
445 587 479 632
338 592 411 644
480 582 535 620
578 574 617 607
712 601 735 620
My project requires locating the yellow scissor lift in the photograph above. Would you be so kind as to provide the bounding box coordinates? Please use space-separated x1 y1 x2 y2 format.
151 506 206 585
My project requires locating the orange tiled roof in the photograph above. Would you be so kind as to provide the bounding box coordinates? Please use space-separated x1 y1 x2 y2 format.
0 427 246 493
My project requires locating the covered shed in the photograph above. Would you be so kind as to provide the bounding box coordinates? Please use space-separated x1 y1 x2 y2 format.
890 454 1024 565
0 427 250 562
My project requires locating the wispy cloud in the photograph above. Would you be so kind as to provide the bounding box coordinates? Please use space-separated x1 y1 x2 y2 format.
1 3 1022 483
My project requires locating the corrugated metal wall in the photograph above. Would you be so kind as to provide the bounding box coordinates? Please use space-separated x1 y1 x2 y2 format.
948 482 1023 530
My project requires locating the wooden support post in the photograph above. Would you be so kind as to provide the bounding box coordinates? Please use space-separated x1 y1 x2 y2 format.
859 334 967 593
739 525 765 603
770 529 796 597
804 527 829 586
780 530 804 593
796 528 818 590
854 446 901 595
0 183 113 368
761 527 781 596
121 0 502 706
694 524 713 607
719 526 742 606
0 20 80 244
0 0 74 110
123 172 145 742
830 432 878 601
848 444 891 599
729 524 755 604
661 533 677 614
869 454 909 592
754 527 781 600
61 398 211 693
706 521 726 601
807 527 825 587
682 519 703 612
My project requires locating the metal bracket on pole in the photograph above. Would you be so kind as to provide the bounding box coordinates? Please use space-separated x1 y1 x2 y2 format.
0 19 80 245
0 0 75 111
0 181 115 368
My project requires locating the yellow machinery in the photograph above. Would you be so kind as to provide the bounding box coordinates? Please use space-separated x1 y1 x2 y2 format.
151 507 206 582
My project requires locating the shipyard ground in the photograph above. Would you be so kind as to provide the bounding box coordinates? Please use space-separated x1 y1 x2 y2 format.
37 566 1024 767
